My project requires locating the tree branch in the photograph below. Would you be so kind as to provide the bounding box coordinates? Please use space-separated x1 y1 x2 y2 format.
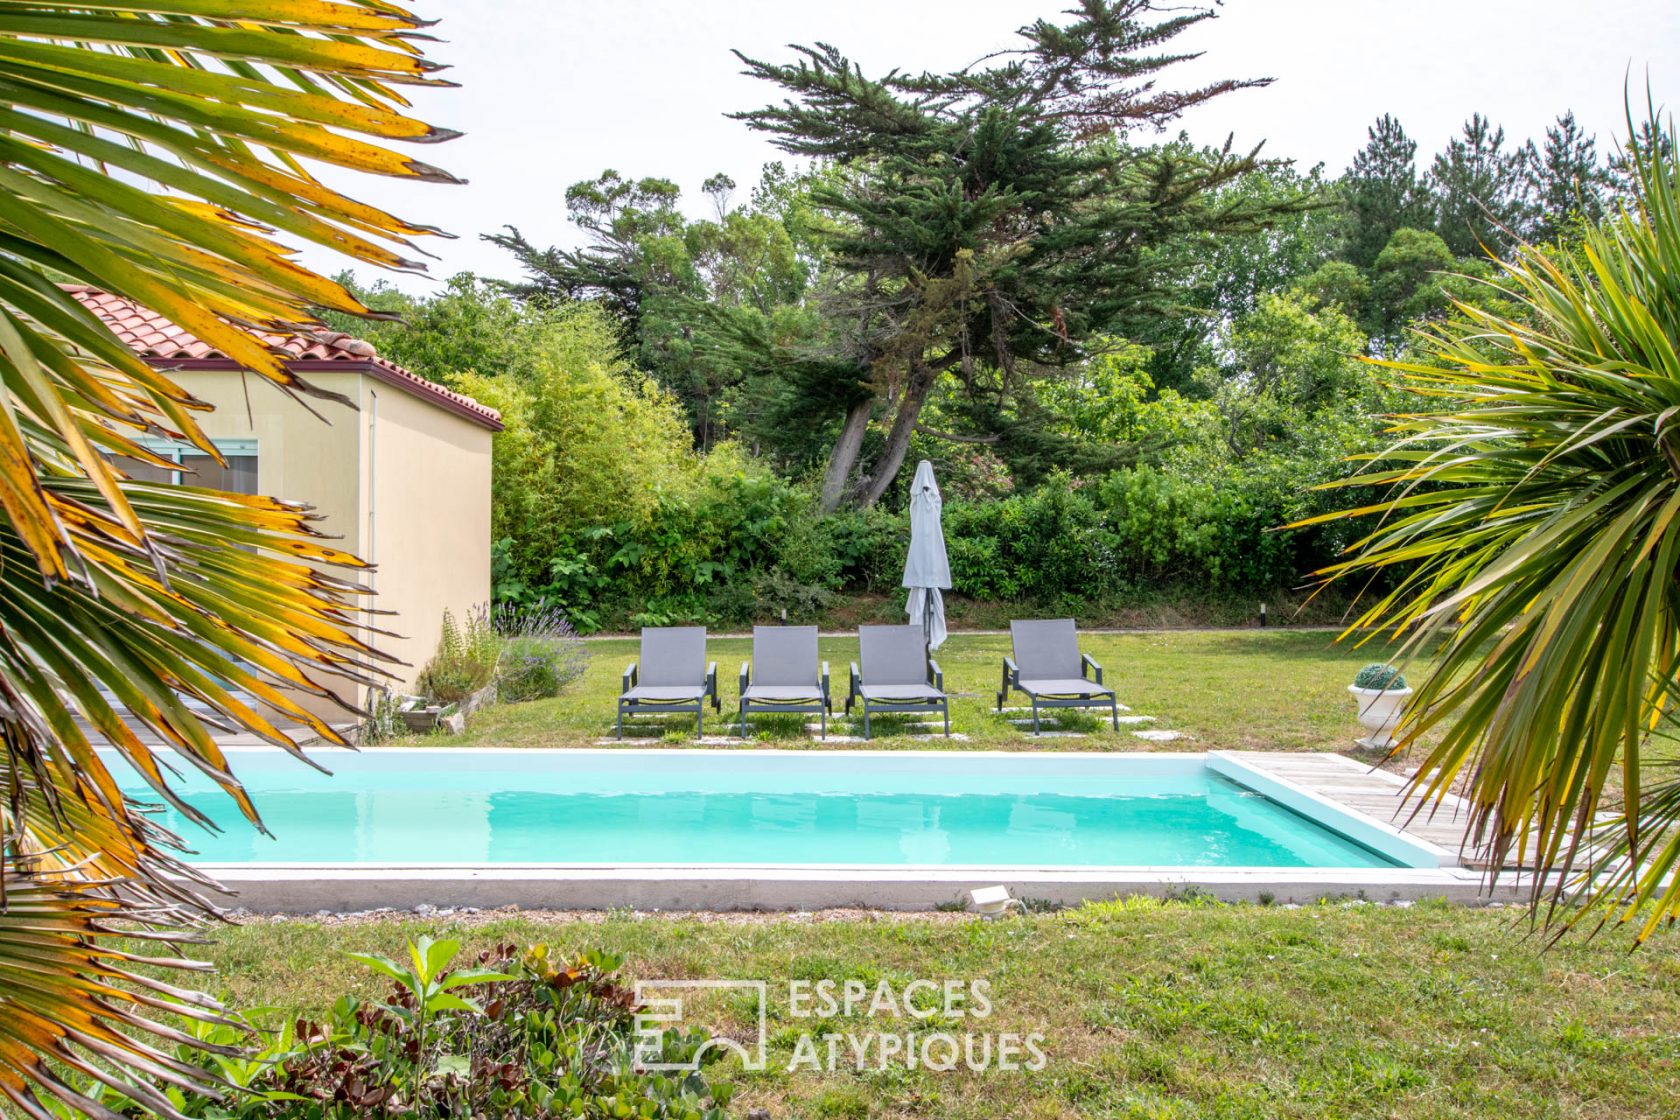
915 424 1000 445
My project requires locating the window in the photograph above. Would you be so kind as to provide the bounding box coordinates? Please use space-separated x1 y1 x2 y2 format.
114 438 259 494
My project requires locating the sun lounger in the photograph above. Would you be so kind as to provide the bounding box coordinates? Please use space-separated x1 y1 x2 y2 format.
616 626 719 738
997 618 1119 734
739 625 831 738
845 624 949 740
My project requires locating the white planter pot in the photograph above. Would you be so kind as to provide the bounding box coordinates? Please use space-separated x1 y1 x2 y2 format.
1347 684 1413 749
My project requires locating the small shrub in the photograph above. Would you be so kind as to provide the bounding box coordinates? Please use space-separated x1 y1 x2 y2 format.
416 606 499 704
1352 663 1407 691
360 687 402 744
704 568 836 626
493 600 588 701
74 938 733 1119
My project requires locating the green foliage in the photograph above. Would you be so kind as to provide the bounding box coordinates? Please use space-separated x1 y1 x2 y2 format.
326 273 530 383
416 608 499 704
1366 227 1462 342
1529 110 1610 242
887 463 1331 604
451 301 700 581
486 169 813 449
1306 108 1680 941
714 5 1316 507
510 452 847 629
360 688 404 745
327 92 1653 638
435 262 1404 627
73 941 731 1119
1134 162 1341 392
1352 663 1407 691
1195 291 1369 457
1293 260 1371 321
492 602 588 702
1428 113 1531 259
493 438 1378 629
1339 114 1434 269
1325 108 1623 346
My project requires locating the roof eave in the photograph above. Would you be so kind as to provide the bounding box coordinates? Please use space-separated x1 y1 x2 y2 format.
142 356 504 433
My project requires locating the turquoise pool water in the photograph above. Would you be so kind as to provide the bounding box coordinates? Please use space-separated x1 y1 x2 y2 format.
110 750 1397 869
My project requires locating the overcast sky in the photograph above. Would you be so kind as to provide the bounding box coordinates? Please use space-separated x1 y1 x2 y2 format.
307 0 1680 292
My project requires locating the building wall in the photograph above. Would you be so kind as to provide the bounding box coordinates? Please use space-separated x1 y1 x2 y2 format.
363 380 495 698
155 367 493 724
170 369 366 554
161 370 367 727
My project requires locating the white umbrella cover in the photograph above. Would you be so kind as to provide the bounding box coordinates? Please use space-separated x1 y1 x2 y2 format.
902 460 951 650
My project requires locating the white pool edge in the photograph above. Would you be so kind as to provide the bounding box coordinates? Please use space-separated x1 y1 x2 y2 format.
203 864 1528 913
165 748 1492 912
1205 751 1457 869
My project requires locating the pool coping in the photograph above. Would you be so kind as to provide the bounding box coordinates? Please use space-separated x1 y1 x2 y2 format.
164 747 1500 912
1205 751 1458 869
206 864 1524 913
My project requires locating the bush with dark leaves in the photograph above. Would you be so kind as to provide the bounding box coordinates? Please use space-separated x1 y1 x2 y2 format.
76 940 731 1119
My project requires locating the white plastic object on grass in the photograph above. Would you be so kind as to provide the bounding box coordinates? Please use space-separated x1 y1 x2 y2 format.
969 885 1022 919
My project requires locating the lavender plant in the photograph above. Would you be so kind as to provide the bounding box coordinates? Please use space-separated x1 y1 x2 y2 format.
493 600 589 701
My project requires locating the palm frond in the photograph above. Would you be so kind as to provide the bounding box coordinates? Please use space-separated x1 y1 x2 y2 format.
0 2 454 1113
1303 108 1680 942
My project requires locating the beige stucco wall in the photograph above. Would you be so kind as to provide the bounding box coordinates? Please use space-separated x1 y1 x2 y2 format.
172 370 365 553
164 371 366 726
160 367 493 724
361 380 494 697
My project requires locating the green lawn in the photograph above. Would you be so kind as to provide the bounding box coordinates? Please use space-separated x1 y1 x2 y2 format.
418 628 1408 753
203 627 1680 1119
209 901 1680 1119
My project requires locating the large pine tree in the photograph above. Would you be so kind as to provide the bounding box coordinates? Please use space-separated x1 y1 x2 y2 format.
731 0 1312 509
1428 113 1532 257
1526 110 1607 240
1338 115 1433 268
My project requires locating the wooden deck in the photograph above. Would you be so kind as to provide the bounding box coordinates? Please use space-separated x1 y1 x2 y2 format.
1224 751 1492 867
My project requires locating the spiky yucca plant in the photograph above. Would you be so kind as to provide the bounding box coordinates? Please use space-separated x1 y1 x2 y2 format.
0 3 455 1114
1300 109 1680 943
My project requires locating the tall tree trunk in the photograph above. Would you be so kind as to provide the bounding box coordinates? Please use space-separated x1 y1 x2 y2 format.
853 361 936 508
819 397 875 513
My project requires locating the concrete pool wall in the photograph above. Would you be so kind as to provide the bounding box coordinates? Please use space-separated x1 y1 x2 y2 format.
206 863 1532 914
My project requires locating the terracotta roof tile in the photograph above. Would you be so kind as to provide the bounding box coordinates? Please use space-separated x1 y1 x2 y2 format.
64 285 501 430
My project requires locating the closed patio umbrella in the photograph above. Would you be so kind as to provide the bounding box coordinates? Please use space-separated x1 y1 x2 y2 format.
902 460 951 650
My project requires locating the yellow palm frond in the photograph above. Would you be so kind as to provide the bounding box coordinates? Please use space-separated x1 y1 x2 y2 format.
0 2 454 1112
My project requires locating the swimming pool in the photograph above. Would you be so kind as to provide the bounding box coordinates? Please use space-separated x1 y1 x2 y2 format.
110 749 1421 870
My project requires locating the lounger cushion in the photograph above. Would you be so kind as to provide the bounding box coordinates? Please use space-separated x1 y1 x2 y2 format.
751 625 821 688
1018 677 1112 698
743 684 824 703
622 685 706 703
858 624 931 686
1011 619 1083 680
859 683 945 702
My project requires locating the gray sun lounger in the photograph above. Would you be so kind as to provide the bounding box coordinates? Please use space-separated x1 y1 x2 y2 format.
739 625 832 738
616 626 719 738
997 618 1119 734
845 624 949 740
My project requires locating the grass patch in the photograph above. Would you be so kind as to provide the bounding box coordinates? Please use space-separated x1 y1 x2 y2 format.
205 900 1680 1119
417 629 1403 752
